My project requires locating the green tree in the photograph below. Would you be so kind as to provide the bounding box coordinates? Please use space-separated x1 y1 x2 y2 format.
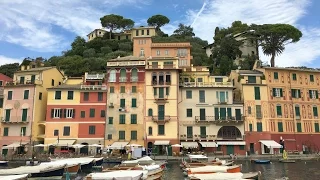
57 56 88 76
100 14 135 39
0 63 20 78
147 14 170 31
65 36 86 56
250 24 302 67
172 23 195 38
83 48 96 58
101 46 112 55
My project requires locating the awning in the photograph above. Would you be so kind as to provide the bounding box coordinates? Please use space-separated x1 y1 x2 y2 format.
199 142 218 147
181 142 198 148
53 139 76 146
217 141 246 145
154 140 170 145
259 140 282 148
109 142 129 149
2 142 28 149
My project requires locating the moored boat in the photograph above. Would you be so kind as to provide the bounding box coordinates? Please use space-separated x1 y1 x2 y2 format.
253 159 271 164
188 171 262 180
0 174 29 180
0 161 8 166
86 170 145 180
185 165 242 175
119 156 167 170
103 164 163 179
181 155 233 168
50 157 95 172
93 157 104 168
40 161 81 175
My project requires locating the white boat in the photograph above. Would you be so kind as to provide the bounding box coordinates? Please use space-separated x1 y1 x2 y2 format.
0 174 29 180
50 157 95 171
40 160 81 174
120 156 167 169
0 161 8 166
184 165 241 176
86 170 145 180
188 172 261 180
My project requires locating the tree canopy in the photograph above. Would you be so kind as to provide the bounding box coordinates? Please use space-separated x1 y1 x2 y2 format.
100 14 134 39
147 14 170 30
172 23 195 38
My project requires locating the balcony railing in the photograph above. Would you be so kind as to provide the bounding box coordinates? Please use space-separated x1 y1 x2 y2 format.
179 82 233 87
131 76 138 82
151 81 171 86
195 116 244 123
151 116 171 123
154 95 168 100
6 80 43 86
1 116 30 123
180 134 216 140
108 78 116 82
119 77 127 82
86 74 104 80
146 64 177 69
80 85 107 90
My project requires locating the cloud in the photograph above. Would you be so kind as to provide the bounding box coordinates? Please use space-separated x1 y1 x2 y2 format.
0 55 22 65
0 0 148 52
186 0 317 66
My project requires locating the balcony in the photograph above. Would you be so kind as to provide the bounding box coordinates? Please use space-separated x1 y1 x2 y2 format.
154 95 168 101
151 116 171 123
80 85 107 90
195 116 244 123
131 76 138 82
119 77 127 82
6 80 43 86
151 81 171 86
146 64 178 69
179 82 233 87
86 74 104 80
1 116 30 124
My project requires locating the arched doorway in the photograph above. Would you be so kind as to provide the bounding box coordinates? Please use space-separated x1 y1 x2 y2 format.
48 145 55 155
80 143 89 155
217 126 242 139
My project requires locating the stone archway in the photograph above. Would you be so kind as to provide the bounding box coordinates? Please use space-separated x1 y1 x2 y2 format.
217 126 242 140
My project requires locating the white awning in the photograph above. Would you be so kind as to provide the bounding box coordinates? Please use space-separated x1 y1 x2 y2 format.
217 141 246 145
259 140 282 148
181 142 198 148
109 142 129 149
199 142 218 147
53 139 76 146
2 142 28 149
154 140 170 145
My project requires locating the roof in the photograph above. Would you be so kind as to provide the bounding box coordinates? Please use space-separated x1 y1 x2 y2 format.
0 73 13 81
260 66 320 73
132 26 156 29
16 66 55 73
109 56 145 61
237 70 263 75
48 84 81 90
87 29 108 36
151 42 191 48
202 43 214 49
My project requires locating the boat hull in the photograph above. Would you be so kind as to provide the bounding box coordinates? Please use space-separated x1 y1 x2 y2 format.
94 158 103 167
0 161 8 166
30 165 65 179
81 161 94 172
253 160 271 164
187 165 242 175
66 164 80 174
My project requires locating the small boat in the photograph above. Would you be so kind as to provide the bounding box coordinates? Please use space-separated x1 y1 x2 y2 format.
40 161 81 175
119 156 167 170
253 159 271 164
188 171 262 180
0 164 66 179
103 164 163 179
0 174 29 180
50 157 95 172
86 170 145 180
93 157 104 168
185 165 242 175
0 161 8 166
181 155 233 168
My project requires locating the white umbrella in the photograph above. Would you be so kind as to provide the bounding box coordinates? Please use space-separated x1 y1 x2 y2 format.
171 144 183 147
89 144 103 147
125 144 142 147
72 144 86 148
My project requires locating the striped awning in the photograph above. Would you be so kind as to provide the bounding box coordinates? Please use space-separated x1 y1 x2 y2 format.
109 142 129 149
199 142 218 147
216 141 246 145
2 142 28 149
259 140 282 148
154 140 170 145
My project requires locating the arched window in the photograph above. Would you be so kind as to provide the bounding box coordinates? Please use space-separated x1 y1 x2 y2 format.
217 126 242 139
148 109 153 116
120 69 126 82
148 127 153 135
109 69 116 82
131 68 138 82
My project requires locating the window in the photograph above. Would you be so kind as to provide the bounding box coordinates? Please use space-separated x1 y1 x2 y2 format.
84 92 89 101
120 99 125 108
108 117 113 124
39 92 42 100
109 86 114 93
310 75 314 82
109 70 116 82
197 78 203 82
120 69 126 82
297 123 302 132
131 131 137 140
0 98 3 108
131 114 137 124
0 81 2 86
65 109 74 118
165 50 169 55
55 91 61 100
3 127 9 136
81 111 85 118
274 72 279 79
200 126 206 137
158 125 165 135
256 105 262 118
254 87 260 100
132 86 137 93
140 48 144 56
119 114 126 124
51 79 54 86
107 134 112 140
148 109 153 116
63 126 70 136
141 30 144 35
292 73 297 80
22 109 28 122
276 105 282 117
158 105 165 120
24 90 29 99
100 110 106 117
199 90 205 103
315 123 320 132
248 76 256 83
98 92 103 101
7 91 12 100
272 88 283 97
153 88 157 95
187 126 193 138
147 29 149 35
186 90 192 99
278 122 283 132
215 78 223 82
119 131 125 140
120 86 125 93
295 105 300 118
313 106 318 117
90 108 95 117
136 30 139 36
200 108 206 120
249 124 253 132
52 108 61 118
54 130 59 136
148 127 152 135
309 90 318 99
291 89 300 98
156 50 160 56
179 59 188 66
186 109 192 117
248 106 252 114
257 122 263 132
132 98 137 107
89 126 96 135
67 91 74 100
20 127 26 136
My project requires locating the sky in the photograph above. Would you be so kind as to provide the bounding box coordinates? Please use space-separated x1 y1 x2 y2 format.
0 0 320 67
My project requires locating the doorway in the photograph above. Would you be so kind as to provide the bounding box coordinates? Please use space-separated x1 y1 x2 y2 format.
226 145 234 155
250 143 254 154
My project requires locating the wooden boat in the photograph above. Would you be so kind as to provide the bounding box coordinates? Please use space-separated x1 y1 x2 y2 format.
0 174 29 180
188 171 262 180
253 159 271 164
50 157 95 172
181 155 233 168
185 165 242 175
86 170 145 180
0 164 66 179
40 161 81 175
0 161 8 166
119 156 167 170
103 164 163 179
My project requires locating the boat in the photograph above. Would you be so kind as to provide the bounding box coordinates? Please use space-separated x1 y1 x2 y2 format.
103 164 163 179
252 159 271 164
93 157 104 168
50 157 95 172
0 174 29 180
119 156 167 170
188 171 262 180
0 161 8 166
185 165 242 175
181 155 233 168
0 164 66 179
40 161 81 175
279 150 296 163
86 170 145 180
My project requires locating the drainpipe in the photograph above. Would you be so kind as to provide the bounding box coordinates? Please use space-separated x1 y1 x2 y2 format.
30 85 36 159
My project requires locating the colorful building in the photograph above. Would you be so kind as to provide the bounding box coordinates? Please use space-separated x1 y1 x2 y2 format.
105 56 145 149
1 65 64 155
179 66 245 155
45 73 106 152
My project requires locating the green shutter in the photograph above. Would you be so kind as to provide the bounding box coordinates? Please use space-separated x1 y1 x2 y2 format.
280 88 283 97
158 125 165 135
120 114 126 124
67 91 73 100
81 111 85 118
200 109 206 120
119 131 125 140
8 91 12 100
187 126 193 138
159 88 164 98
131 131 137 140
55 91 61 99
186 90 192 99
227 108 232 119
148 109 153 116
249 124 253 132
315 123 319 132
100 110 105 117
108 117 113 124
295 106 300 116
200 126 206 137
23 90 29 99
110 87 114 93
274 72 278 79
309 90 313 98
313 106 318 117
316 91 319 99
131 114 137 124
132 86 137 93
291 89 295 98
292 73 297 80
272 88 276 97
132 98 137 107
153 87 157 95
214 108 219 120
298 89 301 98
90 109 95 117
186 109 192 117
120 86 125 93
276 105 282 116
254 87 260 100
310 75 314 82
22 109 28 122
3 127 8 136
278 122 283 132
166 87 169 95
248 76 256 83
257 122 262 132
120 99 125 108
297 123 302 132
220 108 226 120
5 109 10 122
158 105 165 120
0 98 3 108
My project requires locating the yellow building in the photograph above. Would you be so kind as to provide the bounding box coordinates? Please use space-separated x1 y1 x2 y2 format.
87 29 108 41
179 66 245 155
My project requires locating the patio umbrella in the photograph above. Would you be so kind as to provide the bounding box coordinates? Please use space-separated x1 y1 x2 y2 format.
88 144 103 147
125 144 142 147
171 144 183 147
